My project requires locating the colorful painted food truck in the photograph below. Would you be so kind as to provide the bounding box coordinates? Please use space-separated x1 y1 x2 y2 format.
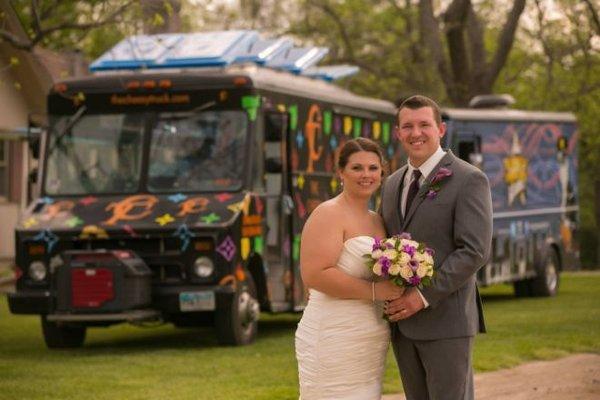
442 98 580 297
7 31 401 347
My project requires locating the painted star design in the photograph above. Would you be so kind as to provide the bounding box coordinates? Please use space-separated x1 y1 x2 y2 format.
330 177 339 193
39 197 54 205
155 214 175 226
215 193 233 203
227 201 244 213
23 217 38 228
172 224 195 251
168 193 188 203
201 213 221 224
32 229 59 253
296 131 304 148
79 196 98 206
296 174 305 189
65 216 83 228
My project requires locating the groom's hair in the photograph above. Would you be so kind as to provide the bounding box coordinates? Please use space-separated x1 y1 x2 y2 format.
338 138 386 175
396 95 442 127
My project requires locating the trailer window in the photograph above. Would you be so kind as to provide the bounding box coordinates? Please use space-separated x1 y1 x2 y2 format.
147 111 247 192
44 114 145 195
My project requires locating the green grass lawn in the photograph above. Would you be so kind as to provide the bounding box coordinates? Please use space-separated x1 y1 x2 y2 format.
1 272 599 400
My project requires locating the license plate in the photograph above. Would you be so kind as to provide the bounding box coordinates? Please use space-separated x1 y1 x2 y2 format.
179 291 215 312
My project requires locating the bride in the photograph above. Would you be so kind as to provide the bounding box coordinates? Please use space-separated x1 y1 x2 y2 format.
295 137 403 399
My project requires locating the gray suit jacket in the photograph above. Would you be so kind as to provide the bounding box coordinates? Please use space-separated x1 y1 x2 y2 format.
380 151 492 340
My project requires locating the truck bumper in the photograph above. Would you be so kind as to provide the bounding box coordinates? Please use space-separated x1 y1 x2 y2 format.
8 290 53 314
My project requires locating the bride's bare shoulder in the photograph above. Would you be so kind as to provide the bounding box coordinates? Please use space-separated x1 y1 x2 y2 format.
308 197 345 220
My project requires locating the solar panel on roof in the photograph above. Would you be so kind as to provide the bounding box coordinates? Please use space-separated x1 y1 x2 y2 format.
302 65 360 81
89 31 357 81
233 38 294 65
90 34 184 71
265 47 329 74
159 30 259 67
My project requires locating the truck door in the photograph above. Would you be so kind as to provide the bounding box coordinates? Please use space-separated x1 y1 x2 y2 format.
263 112 294 311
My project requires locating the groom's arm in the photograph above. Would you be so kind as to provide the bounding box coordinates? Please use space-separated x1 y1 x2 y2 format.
419 169 493 308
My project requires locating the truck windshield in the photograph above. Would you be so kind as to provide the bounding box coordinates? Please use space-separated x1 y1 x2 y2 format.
147 110 247 192
45 113 145 195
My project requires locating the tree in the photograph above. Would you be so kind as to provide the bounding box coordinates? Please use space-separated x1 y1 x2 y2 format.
0 0 135 52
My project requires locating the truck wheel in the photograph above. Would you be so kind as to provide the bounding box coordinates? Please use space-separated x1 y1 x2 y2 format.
513 279 532 297
215 275 260 346
41 315 86 348
531 249 560 297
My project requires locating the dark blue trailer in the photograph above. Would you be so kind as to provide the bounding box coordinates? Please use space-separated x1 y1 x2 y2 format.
442 105 579 296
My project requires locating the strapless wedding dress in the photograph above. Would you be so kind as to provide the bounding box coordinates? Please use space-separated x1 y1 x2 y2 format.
295 236 390 400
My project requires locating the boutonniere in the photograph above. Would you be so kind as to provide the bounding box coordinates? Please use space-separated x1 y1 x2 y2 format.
424 168 453 200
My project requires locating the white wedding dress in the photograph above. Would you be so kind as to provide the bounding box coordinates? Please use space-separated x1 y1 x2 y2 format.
295 236 390 400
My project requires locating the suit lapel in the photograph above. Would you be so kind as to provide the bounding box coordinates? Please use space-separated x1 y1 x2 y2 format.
390 165 407 233
401 151 456 231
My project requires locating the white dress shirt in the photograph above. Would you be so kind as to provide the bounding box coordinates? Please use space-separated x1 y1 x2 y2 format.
400 146 446 308
401 146 447 217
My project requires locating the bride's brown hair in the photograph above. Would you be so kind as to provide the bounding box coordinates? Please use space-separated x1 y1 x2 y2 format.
337 138 386 175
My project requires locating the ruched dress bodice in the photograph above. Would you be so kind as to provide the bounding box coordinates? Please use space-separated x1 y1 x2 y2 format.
295 236 390 400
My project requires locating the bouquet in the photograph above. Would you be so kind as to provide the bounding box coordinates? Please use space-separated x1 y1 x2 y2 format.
364 233 435 289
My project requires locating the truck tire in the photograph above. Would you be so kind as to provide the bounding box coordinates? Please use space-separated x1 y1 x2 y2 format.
215 275 260 346
531 249 560 297
41 315 86 348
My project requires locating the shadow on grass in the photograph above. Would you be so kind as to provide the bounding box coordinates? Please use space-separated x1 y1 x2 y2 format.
480 293 517 303
77 313 301 354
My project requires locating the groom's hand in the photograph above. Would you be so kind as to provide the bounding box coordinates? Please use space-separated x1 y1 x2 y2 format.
384 288 425 321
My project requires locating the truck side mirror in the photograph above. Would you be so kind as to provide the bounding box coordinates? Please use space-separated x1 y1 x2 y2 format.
265 112 288 142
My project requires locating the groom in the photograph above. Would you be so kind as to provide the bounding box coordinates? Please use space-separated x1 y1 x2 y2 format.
381 95 493 400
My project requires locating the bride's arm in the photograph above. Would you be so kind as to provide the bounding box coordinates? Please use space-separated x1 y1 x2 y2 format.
300 204 401 301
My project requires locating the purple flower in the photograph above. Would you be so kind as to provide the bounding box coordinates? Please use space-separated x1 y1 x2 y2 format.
426 190 437 199
431 168 453 184
397 232 412 240
385 241 395 249
379 256 391 277
409 259 419 271
402 244 416 257
372 237 384 252
409 275 422 286
425 247 435 256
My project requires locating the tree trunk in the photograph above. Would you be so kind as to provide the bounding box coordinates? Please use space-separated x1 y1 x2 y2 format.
594 180 600 268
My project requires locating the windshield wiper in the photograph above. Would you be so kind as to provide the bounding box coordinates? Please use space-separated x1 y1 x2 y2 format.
47 105 87 154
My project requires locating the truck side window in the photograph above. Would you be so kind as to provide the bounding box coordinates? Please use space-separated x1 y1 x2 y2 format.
458 135 483 169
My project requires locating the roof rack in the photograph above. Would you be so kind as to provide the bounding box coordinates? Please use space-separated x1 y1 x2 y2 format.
90 30 358 82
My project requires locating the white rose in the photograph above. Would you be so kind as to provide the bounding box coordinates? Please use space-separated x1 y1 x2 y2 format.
416 263 429 278
372 262 383 276
400 265 413 280
388 263 401 276
414 251 427 263
398 252 411 266
425 253 434 265
372 249 383 259
383 249 398 259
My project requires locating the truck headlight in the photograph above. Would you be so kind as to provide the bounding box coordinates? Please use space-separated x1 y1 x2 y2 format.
28 261 47 281
193 257 214 278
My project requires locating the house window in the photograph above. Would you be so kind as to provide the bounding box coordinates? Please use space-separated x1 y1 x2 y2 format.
0 140 7 199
